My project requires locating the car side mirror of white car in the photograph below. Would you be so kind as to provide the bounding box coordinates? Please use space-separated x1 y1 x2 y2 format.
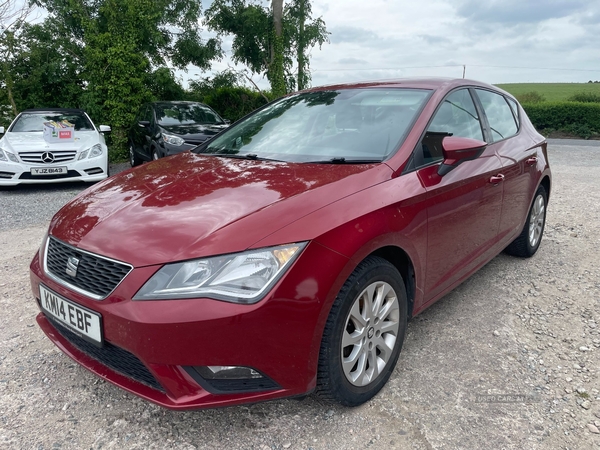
0 126 4 134
99 125 111 133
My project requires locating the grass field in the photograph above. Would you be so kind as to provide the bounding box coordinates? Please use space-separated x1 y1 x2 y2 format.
495 83 600 102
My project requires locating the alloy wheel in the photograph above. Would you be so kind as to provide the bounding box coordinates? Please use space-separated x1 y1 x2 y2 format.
341 281 400 387
528 194 545 248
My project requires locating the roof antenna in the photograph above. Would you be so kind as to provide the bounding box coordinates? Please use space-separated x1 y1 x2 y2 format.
462 65 466 79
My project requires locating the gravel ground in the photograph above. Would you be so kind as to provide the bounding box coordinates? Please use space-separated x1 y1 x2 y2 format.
1 145 599 449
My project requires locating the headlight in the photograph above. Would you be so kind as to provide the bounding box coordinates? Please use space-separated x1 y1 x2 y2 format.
77 144 102 161
88 143 103 158
162 133 185 146
0 148 18 162
133 243 307 303
78 144 103 160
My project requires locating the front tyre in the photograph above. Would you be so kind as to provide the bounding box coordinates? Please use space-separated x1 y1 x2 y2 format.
316 256 407 406
505 185 548 257
129 141 142 167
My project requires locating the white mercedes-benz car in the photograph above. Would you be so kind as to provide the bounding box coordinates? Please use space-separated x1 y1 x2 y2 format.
0 108 111 186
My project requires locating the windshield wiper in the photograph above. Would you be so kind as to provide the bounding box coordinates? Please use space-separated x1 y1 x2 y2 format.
306 157 383 164
202 153 285 162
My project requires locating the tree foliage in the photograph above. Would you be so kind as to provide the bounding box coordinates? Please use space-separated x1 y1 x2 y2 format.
188 69 245 100
205 0 328 95
0 0 35 119
26 0 223 152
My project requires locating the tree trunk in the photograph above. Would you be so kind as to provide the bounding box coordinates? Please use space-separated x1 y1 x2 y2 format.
297 0 306 90
272 0 283 37
2 64 18 116
269 0 286 97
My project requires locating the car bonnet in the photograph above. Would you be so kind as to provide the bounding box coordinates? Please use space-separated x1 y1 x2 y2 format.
3 131 100 153
48 152 392 267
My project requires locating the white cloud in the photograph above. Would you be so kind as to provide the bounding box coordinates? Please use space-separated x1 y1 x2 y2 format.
191 0 600 88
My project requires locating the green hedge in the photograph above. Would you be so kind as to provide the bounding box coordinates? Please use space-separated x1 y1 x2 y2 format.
522 101 600 138
203 87 274 123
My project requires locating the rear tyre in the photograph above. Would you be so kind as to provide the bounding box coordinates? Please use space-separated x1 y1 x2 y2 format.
316 256 407 406
129 142 142 167
505 185 547 257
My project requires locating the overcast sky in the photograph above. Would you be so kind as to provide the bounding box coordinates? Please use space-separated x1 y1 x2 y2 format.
193 0 600 89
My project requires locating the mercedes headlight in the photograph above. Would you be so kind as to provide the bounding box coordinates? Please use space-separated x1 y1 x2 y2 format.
88 143 103 158
78 144 103 160
162 133 185 146
133 243 307 303
0 147 18 162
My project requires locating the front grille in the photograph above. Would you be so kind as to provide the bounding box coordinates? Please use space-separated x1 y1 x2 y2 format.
0 171 15 179
45 237 132 299
45 315 164 392
184 139 206 146
19 150 77 163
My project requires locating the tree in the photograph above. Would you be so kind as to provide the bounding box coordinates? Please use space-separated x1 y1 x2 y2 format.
270 0 285 96
285 0 327 90
205 0 328 96
8 21 85 111
31 0 223 153
0 0 35 117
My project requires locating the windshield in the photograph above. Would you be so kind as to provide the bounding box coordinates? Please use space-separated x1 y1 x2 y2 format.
10 112 94 132
156 103 224 126
195 88 431 163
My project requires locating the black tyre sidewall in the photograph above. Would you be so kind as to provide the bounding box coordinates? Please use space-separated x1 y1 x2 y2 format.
323 259 407 406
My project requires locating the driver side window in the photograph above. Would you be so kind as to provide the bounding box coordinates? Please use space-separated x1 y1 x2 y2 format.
411 89 483 169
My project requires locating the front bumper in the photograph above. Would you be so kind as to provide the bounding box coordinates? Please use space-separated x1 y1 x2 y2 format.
29 240 347 409
162 141 199 157
0 157 107 186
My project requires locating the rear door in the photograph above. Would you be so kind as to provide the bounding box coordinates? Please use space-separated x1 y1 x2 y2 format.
473 89 535 241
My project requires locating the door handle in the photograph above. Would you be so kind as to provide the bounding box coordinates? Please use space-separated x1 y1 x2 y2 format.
526 156 538 166
489 174 505 184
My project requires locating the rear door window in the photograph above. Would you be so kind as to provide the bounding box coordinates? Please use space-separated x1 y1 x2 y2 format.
475 89 518 142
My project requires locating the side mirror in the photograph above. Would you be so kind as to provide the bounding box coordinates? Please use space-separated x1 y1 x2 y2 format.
138 120 151 128
99 125 111 133
438 136 487 176
223 119 231 125
0 126 4 134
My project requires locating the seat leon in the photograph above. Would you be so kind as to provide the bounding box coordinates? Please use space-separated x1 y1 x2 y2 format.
30 78 551 409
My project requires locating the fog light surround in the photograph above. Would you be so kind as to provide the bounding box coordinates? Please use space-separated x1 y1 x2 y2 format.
198 366 263 380
183 365 280 394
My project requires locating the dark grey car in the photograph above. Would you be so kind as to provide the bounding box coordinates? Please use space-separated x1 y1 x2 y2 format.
128 101 229 166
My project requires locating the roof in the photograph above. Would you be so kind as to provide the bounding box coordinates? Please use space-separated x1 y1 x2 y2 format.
303 78 502 94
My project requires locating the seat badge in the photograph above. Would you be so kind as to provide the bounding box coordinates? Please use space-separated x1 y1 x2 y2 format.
66 256 80 277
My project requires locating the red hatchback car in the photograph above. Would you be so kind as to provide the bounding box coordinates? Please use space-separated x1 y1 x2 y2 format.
30 78 551 409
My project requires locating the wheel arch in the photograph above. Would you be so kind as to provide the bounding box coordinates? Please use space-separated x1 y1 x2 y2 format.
369 245 416 319
539 175 551 200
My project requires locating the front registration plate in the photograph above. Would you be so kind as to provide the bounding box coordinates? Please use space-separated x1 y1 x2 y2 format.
39 285 103 345
31 167 67 175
